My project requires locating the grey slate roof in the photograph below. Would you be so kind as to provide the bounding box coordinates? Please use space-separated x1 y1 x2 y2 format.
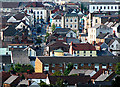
0 55 11 64
65 13 79 17
37 56 119 64
97 33 109 39
54 28 71 34
3 25 17 36
97 50 114 56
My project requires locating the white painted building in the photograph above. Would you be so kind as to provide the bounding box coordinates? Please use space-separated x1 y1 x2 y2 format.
89 2 120 13
108 39 120 56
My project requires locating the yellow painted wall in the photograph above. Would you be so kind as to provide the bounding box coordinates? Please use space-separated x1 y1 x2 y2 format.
92 51 97 56
54 52 64 56
35 57 43 73
86 51 90 56
79 51 84 56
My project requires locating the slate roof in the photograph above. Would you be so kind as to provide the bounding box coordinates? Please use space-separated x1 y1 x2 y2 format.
0 55 11 64
53 15 61 19
25 2 44 7
66 37 80 44
97 33 109 39
3 25 17 36
37 56 119 64
72 43 96 51
48 76 90 85
97 50 113 56
54 28 71 34
64 13 78 17
47 41 69 52
0 2 19 8
13 12 29 20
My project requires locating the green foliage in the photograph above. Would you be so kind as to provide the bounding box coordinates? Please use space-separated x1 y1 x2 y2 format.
63 63 73 76
52 71 62 76
45 32 50 42
115 62 120 75
51 23 56 32
55 78 65 87
9 63 34 73
39 80 49 87
21 74 25 80
70 74 77 76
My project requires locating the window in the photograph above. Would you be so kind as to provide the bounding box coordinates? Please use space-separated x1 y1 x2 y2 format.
37 11 39 14
60 69 62 72
75 25 76 28
56 20 57 22
59 20 61 22
104 6 106 9
116 44 118 48
111 45 114 48
119 6 120 9
59 24 61 27
96 19 98 23
115 6 117 9
59 63 63 67
52 64 55 67
70 33 73 37
66 25 68 28
58 38 63 40
88 63 91 66
93 6 95 9
70 25 72 28
108 6 109 9
44 64 49 71
70 19 72 22
100 6 102 9
56 24 57 26
81 63 84 66
66 19 68 22
75 19 77 22
41 11 42 14
97 6 98 9
109 63 112 66
111 6 113 9
74 64 78 69
52 70 55 73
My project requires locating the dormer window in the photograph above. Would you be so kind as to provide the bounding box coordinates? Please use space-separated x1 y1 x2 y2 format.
70 33 73 37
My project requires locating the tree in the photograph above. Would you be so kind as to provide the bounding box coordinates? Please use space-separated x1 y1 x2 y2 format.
39 80 49 87
63 63 73 76
21 74 25 80
51 23 56 32
9 64 34 73
52 71 62 76
55 78 65 87
45 32 50 42
115 62 120 75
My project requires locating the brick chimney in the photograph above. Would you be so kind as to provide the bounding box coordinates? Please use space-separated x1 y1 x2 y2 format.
69 42 73 55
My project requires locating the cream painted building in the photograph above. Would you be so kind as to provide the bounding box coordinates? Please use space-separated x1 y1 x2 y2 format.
88 24 113 44
62 13 79 31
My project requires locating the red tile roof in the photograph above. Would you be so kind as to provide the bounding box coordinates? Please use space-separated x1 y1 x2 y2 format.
72 43 96 51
